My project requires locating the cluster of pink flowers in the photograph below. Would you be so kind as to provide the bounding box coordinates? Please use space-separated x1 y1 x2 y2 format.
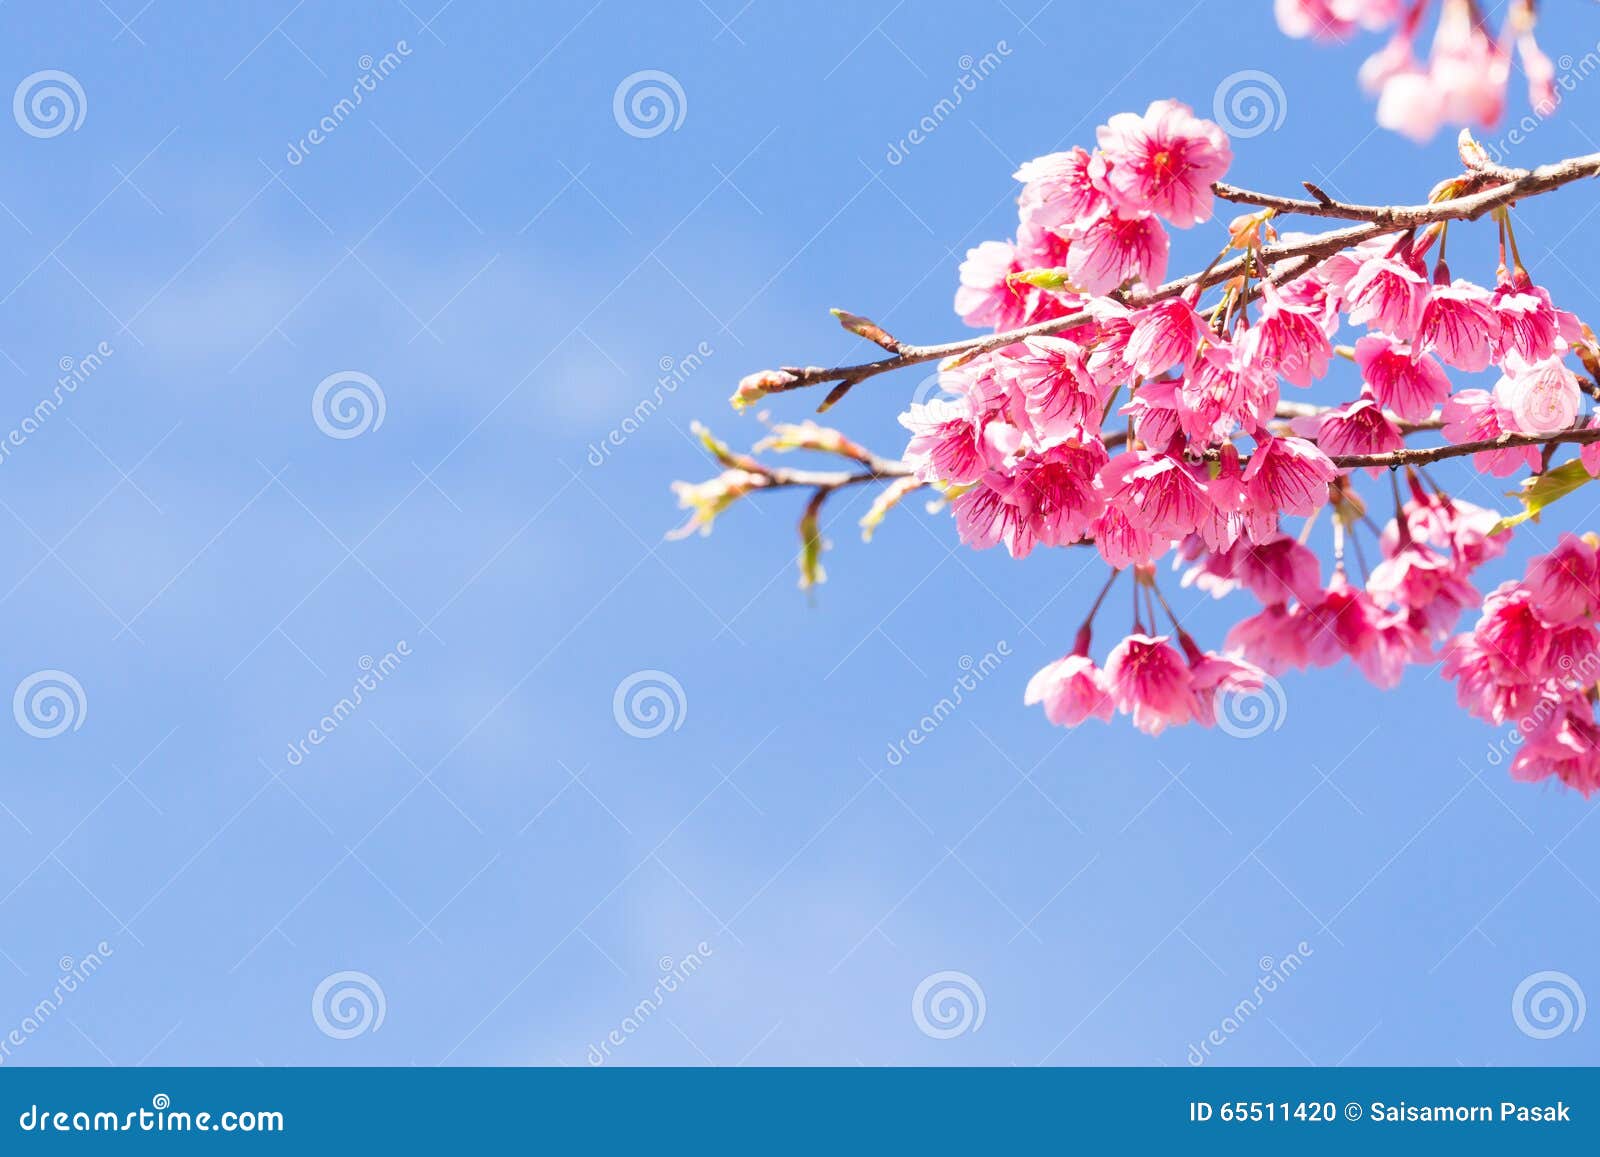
901 97 1600 792
1445 534 1600 794
1275 0 1557 143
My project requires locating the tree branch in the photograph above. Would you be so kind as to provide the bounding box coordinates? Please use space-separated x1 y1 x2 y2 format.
745 419 1592 493
741 148 1600 410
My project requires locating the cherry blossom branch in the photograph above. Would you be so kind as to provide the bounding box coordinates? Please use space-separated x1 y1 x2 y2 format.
740 415 1591 493
1213 146 1600 223
736 146 1600 412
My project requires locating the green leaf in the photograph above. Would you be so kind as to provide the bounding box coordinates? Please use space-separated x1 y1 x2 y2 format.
1008 267 1075 291
1490 458 1594 534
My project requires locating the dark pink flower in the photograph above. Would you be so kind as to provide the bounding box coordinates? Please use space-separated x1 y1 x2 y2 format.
1125 295 1210 377
1092 504 1160 569
1244 279 1333 387
1344 251 1428 337
1100 450 1210 538
1289 393 1403 471
953 441 1108 558
1007 336 1104 438
899 398 987 485
1186 647 1270 729
1095 99 1232 227
1233 534 1323 605
1475 582 1553 684
1104 633 1201 735
1025 652 1115 726
1226 602 1313 674
1354 334 1450 421
1525 534 1600 624
1014 147 1108 232
1415 277 1499 371
1241 435 1336 538
1511 701 1600 796
1065 211 1169 295
1491 270 1561 363
1494 354 1582 437
1119 376 1183 448
1442 635 1542 726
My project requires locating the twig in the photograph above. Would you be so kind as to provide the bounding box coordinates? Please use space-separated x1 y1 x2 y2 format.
743 148 1600 409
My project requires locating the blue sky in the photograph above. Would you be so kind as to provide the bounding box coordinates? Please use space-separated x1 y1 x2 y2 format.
0 0 1596 1067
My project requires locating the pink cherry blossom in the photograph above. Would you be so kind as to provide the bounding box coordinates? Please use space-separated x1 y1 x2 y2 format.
1354 334 1450 421
1095 99 1232 228
1120 377 1183 448
1182 640 1270 729
953 441 1107 558
1524 533 1600 624
1474 582 1553 684
1232 534 1324 605
1025 650 1115 726
1244 278 1333 387
1303 571 1418 688
1494 354 1582 437
1289 393 1403 470
1092 504 1160 569
1007 336 1104 438
899 398 986 485
1065 211 1169 295
1439 389 1542 477
1241 436 1337 537
1512 703 1600 796
1099 450 1209 539
1344 251 1428 337
1415 277 1499 371
1124 295 1211 377
1226 602 1314 674
1442 636 1542 725
1491 271 1561 363
1103 633 1201 735
1014 146 1108 232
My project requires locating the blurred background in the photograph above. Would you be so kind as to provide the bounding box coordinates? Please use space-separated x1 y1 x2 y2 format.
0 0 1596 1066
